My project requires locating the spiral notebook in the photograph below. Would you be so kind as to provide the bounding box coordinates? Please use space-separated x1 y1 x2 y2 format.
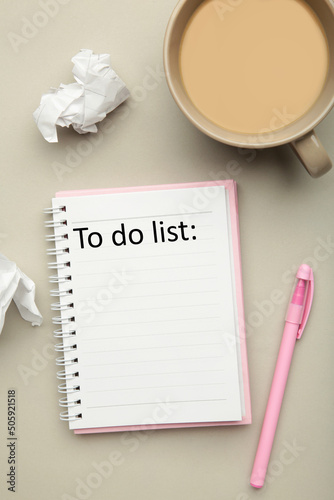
45 181 251 433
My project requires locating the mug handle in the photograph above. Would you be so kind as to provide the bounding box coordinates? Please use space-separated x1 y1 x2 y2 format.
290 130 332 178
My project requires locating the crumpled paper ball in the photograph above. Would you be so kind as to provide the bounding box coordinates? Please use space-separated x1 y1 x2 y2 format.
33 49 130 143
0 253 43 334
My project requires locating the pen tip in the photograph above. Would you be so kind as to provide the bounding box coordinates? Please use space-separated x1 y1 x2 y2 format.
250 481 263 489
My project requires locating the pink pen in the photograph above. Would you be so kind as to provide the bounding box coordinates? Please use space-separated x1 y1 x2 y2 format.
250 264 314 488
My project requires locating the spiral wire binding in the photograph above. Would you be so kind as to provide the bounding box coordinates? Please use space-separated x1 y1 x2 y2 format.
44 206 66 215
48 261 71 270
51 302 74 311
50 289 73 297
47 248 69 257
45 205 82 423
54 343 77 353
53 328 76 339
52 316 75 325
45 234 68 243
45 219 67 229
49 275 72 284
58 383 80 394
59 397 81 408
56 356 78 366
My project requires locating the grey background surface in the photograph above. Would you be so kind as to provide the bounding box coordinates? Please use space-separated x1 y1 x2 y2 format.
0 1 333 499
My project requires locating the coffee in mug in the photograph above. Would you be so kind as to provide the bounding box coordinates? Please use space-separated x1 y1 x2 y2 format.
179 0 329 135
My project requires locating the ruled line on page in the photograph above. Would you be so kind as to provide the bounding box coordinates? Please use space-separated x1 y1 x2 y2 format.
81 328 222 341
80 341 225 355
75 263 216 277
74 249 216 264
87 382 226 394
86 368 224 381
86 398 227 410
75 289 219 298
83 355 225 367
78 315 222 329
71 210 213 225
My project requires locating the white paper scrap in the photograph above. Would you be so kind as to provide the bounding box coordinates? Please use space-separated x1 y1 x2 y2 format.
33 49 130 143
0 253 43 334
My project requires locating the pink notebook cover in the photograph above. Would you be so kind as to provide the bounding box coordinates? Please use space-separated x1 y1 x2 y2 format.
56 180 251 433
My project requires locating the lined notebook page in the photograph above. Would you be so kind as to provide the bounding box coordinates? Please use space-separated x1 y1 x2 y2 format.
52 185 243 430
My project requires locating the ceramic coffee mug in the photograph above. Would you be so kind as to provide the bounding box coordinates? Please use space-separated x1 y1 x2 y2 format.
163 0 334 178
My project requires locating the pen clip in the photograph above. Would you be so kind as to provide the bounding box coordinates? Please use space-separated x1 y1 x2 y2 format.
296 266 314 339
